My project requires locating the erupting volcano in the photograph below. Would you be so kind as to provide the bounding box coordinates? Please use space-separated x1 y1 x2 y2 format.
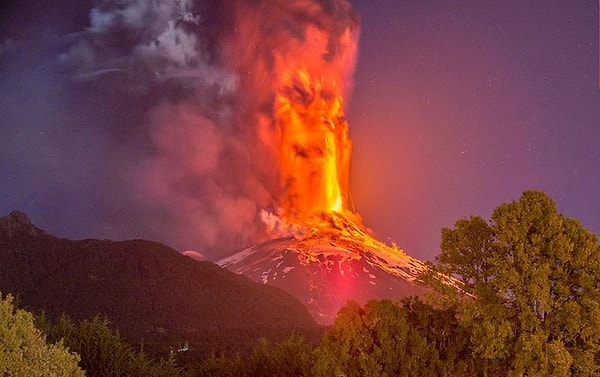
217 0 430 324
218 213 430 324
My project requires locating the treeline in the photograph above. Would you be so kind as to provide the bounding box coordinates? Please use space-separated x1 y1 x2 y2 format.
8 294 596 376
194 298 474 376
0 292 476 376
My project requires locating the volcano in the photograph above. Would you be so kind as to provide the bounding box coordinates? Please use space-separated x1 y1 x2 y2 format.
213 2 439 324
217 213 430 324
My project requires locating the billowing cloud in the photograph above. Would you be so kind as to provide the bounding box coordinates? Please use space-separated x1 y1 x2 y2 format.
0 0 358 258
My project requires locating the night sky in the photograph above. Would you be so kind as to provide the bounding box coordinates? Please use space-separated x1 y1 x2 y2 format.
1 1 598 262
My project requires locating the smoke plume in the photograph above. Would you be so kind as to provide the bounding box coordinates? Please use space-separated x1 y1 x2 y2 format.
0 0 359 257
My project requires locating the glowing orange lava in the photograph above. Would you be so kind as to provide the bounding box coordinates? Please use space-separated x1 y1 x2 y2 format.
269 27 357 225
276 70 351 218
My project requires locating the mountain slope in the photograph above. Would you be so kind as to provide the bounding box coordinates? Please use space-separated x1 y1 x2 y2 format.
0 211 317 343
218 214 432 324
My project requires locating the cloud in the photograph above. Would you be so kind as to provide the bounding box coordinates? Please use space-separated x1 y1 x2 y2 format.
182 250 206 261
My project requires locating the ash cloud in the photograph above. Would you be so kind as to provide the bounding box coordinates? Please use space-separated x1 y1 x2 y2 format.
0 0 358 257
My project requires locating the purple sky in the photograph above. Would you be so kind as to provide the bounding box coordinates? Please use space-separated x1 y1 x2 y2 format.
1 1 598 261
347 1 600 260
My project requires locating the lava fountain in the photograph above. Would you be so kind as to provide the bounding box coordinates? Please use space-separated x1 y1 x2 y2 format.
259 16 361 231
217 0 443 324
276 68 351 219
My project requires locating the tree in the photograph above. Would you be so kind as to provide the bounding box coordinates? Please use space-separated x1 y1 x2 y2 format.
194 335 313 377
192 299 475 376
437 215 497 296
245 335 314 377
402 297 475 375
0 292 84 376
432 191 600 376
41 315 183 377
314 299 454 377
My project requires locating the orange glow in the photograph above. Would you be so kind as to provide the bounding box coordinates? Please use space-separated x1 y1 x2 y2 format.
271 27 356 224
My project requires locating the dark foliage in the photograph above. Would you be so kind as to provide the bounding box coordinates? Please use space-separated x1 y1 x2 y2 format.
37 314 182 377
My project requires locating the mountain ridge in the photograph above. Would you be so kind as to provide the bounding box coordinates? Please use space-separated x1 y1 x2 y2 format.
0 210 318 355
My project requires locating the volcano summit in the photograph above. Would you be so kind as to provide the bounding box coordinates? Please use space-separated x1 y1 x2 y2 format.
218 214 430 324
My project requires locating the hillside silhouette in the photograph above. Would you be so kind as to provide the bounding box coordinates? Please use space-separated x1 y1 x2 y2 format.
0 211 318 356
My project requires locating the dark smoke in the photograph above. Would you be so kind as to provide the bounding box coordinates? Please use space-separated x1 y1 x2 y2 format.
0 0 358 257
